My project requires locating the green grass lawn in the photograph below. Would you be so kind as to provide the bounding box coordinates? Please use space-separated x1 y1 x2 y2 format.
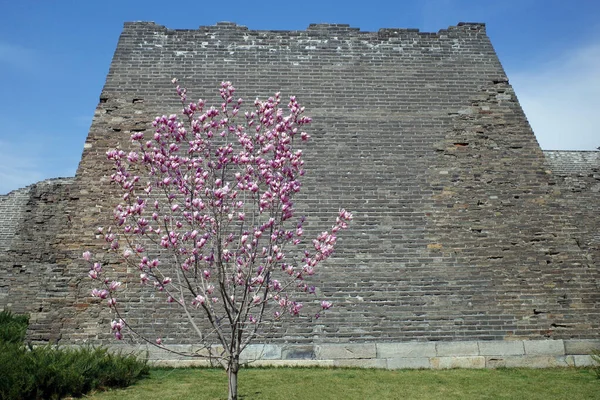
88 367 598 400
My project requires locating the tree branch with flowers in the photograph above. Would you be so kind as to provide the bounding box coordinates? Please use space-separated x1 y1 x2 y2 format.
83 80 352 400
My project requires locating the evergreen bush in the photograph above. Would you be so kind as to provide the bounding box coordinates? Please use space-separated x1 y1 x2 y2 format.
591 351 600 379
0 310 28 344
0 310 149 399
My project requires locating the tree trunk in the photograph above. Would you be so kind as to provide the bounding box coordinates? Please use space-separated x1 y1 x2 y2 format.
227 357 239 400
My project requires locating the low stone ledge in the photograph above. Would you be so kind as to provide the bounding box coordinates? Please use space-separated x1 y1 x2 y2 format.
282 345 315 360
436 341 479 356
333 358 388 368
524 340 564 356
431 356 485 369
377 342 436 358
244 359 335 368
566 355 596 367
190 345 225 358
387 357 431 369
478 340 525 356
151 359 214 367
108 343 194 360
99 340 599 370
241 344 282 361
486 356 568 369
316 343 377 359
564 340 600 355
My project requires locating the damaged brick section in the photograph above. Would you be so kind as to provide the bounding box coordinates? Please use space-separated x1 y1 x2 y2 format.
426 81 599 339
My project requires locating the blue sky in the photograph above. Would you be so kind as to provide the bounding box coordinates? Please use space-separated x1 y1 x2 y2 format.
1 0 599 194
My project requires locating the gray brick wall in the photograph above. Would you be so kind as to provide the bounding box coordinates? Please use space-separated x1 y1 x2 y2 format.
543 150 600 292
1 22 598 349
544 151 600 176
0 185 32 252
0 178 75 340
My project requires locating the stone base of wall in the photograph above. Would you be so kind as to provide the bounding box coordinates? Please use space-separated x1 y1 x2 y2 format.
108 340 599 369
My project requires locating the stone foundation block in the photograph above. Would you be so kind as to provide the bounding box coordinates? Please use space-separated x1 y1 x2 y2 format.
524 340 564 356
316 343 376 359
333 358 388 368
378 342 436 358
486 356 568 368
248 359 334 367
431 356 485 369
108 343 151 355
282 345 315 360
387 357 431 369
241 344 282 361
436 341 479 356
478 340 524 356
190 345 225 358
147 344 194 360
565 355 597 367
564 340 600 355
151 359 213 367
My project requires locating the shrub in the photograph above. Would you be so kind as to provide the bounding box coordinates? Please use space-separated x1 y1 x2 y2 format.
0 309 29 344
21 345 149 399
0 310 149 399
592 351 600 379
0 342 33 400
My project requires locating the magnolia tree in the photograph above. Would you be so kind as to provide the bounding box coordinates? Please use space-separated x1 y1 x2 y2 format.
83 80 351 400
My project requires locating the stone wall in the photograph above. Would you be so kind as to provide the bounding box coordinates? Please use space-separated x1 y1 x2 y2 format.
0 185 32 252
0 178 76 342
0 22 598 364
115 339 600 369
543 150 600 281
425 83 599 340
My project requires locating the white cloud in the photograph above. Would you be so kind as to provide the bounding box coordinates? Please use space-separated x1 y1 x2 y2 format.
510 42 600 150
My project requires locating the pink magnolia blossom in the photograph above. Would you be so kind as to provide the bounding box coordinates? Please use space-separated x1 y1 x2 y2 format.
192 295 205 307
111 319 125 340
321 301 333 310
91 288 109 299
85 80 352 400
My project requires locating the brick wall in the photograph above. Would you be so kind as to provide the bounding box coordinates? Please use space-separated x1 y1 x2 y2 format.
543 150 600 284
0 185 32 252
0 178 75 341
0 22 598 349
